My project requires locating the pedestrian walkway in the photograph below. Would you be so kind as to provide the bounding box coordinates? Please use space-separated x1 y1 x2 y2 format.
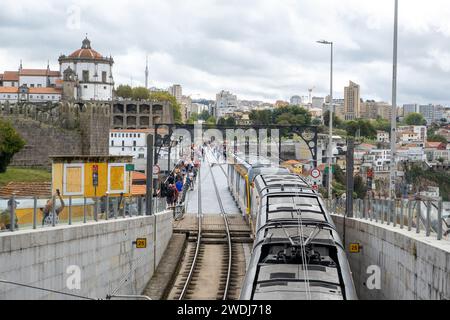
185 148 240 215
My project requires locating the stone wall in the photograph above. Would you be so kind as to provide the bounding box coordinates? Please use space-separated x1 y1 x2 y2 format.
1 102 111 167
332 214 450 300
6 118 83 167
0 211 173 300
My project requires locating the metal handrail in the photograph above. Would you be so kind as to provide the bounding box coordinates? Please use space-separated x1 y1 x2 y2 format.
327 197 448 241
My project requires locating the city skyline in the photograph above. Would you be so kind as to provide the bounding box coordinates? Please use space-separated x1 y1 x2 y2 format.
1 0 450 105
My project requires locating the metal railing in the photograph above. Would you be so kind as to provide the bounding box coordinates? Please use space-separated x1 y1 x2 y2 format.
0 195 168 233
327 198 449 241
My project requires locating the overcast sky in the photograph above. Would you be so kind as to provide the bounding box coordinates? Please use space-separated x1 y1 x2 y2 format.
1 0 450 105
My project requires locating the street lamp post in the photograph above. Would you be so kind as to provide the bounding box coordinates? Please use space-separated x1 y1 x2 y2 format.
389 0 399 200
317 40 334 203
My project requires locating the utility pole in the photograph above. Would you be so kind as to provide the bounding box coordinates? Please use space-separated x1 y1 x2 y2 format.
146 134 154 215
346 138 355 218
389 0 399 200
317 40 334 203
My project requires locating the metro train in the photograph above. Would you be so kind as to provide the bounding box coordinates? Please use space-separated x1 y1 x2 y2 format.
227 154 358 300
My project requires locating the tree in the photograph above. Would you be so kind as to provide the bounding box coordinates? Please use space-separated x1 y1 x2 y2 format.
205 116 217 125
0 119 26 173
323 110 343 128
354 175 367 199
225 117 236 126
132 87 150 101
198 110 210 121
404 112 427 126
115 84 133 99
149 91 182 124
427 134 448 144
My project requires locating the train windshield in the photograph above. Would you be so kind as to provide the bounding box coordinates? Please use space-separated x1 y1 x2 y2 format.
253 226 343 300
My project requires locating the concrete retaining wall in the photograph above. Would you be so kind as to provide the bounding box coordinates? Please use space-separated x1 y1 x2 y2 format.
332 214 450 300
0 211 173 300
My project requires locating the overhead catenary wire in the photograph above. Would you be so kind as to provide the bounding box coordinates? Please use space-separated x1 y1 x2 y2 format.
0 279 97 300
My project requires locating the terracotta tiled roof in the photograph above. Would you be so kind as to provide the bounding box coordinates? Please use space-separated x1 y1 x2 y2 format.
3 71 19 81
69 48 103 59
0 182 52 198
426 142 444 149
19 69 60 77
111 129 153 133
0 87 19 93
29 87 62 94
131 184 146 196
132 171 147 181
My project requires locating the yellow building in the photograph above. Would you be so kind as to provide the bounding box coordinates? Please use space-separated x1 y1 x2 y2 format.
51 155 133 198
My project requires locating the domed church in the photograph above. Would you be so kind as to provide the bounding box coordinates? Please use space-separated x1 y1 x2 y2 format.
59 36 114 101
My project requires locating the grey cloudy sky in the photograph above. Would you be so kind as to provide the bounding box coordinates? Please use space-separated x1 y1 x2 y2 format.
1 0 450 105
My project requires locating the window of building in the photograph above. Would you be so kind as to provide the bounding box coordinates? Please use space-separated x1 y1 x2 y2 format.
63 163 84 196
37 84 42 88
83 85 88 89
122 140 125 147
133 141 137 147
102 71 107 83
138 154 144 159
104 86 107 90
30 84 35 88
83 70 89 82
112 140 114 146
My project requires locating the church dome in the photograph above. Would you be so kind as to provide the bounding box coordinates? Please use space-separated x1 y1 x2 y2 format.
68 37 103 59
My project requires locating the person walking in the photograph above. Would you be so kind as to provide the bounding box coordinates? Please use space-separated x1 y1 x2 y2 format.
41 189 65 226
0 199 19 231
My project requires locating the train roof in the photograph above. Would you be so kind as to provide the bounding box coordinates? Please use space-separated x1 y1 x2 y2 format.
254 174 315 196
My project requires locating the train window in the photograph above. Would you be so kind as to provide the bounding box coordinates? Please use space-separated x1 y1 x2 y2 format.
268 211 326 222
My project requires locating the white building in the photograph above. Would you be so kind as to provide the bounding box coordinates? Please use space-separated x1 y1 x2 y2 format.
377 131 389 143
216 90 238 118
109 129 151 171
397 126 427 144
312 97 325 109
0 64 62 103
59 37 114 101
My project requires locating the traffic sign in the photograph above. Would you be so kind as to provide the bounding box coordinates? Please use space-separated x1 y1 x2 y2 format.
126 164 135 171
135 238 147 249
311 168 321 179
349 243 361 253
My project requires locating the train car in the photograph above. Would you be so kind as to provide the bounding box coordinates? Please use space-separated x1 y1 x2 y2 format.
227 154 289 216
240 173 357 300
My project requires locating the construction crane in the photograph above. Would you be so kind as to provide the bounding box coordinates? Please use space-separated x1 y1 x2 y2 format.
308 87 315 104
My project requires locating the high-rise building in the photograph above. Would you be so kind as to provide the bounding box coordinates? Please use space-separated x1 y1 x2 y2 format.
215 90 238 118
168 84 182 103
344 81 360 120
403 104 419 117
419 104 444 125
361 101 392 120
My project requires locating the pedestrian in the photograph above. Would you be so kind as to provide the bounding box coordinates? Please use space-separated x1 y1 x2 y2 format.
176 178 184 194
188 170 194 190
41 189 65 226
0 199 19 231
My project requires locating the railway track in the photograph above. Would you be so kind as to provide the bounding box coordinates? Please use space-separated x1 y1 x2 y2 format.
167 155 246 300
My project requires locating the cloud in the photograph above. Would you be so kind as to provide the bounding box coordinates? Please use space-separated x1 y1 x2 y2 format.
0 0 449 105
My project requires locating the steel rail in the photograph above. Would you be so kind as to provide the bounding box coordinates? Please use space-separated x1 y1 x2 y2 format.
206 150 233 300
178 166 202 300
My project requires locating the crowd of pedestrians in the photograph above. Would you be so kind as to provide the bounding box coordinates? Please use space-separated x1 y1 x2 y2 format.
162 158 200 208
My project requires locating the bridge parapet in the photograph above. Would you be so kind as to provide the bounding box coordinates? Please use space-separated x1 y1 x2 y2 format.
328 200 450 300
0 210 173 300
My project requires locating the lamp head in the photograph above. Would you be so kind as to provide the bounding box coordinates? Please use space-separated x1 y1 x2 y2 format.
317 40 332 45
